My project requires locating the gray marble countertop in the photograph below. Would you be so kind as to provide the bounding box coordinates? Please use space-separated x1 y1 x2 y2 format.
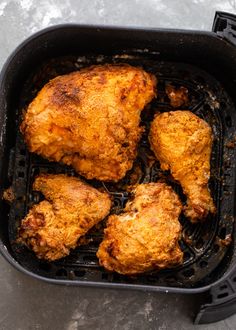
1 1 236 329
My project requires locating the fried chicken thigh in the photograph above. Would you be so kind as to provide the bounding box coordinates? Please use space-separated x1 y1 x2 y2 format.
18 174 111 261
97 183 183 275
21 65 156 182
149 111 215 222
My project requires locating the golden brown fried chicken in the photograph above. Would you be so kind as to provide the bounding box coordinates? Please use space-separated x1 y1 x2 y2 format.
21 64 156 182
97 183 183 275
149 111 215 222
18 174 111 261
165 85 189 108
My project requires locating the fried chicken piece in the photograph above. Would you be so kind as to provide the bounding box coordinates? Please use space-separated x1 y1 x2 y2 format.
21 64 156 182
149 111 215 222
166 84 188 108
97 183 183 275
18 174 111 261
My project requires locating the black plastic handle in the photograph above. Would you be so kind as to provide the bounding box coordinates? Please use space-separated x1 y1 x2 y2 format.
195 292 236 324
195 277 236 324
212 11 236 45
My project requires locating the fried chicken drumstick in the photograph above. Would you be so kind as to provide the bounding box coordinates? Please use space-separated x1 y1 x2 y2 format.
149 111 215 222
18 174 111 261
97 183 183 275
21 64 156 182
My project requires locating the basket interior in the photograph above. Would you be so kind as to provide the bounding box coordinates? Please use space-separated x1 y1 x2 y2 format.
5 53 236 289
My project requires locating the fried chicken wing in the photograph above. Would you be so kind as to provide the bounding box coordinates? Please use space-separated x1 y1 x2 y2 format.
149 111 215 222
97 183 183 275
21 64 156 182
18 174 111 261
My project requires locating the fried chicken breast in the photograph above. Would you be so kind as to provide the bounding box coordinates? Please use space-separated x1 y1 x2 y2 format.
21 64 156 182
149 111 215 222
97 183 183 275
18 174 111 261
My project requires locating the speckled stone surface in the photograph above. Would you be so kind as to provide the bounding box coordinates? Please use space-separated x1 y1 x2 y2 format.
1 1 236 329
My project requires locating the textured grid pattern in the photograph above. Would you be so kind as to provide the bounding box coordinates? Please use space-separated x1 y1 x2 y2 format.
8 55 236 288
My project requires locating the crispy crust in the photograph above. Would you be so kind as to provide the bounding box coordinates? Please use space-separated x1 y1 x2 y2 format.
21 64 156 182
97 182 183 275
18 174 112 261
149 111 215 222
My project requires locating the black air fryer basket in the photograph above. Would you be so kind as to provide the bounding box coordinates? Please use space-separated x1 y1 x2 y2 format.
0 11 236 324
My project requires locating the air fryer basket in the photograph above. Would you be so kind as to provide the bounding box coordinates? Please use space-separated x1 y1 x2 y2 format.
1 10 236 324
8 55 235 288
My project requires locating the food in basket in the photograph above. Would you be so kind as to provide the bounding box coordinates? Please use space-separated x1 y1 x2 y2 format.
165 84 189 108
20 64 156 182
18 174 112 261
149 110 215 222
97 182 183 275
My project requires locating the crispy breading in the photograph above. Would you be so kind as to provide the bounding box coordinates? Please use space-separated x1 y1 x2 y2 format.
165 85 188 108
18 174 112 261
149 111 215 222
97 183 183 275
21 64 156 182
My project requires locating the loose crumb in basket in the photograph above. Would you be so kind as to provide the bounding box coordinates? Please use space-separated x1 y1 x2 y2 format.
144 151 157 168
2 187 15 203
113 54 141 59
118 163 144 191
206 91 220 110
182 233 193 245
226 141 235 148
165 84 189 108
219 234 232 247
77 236 93 246
225 135 236 148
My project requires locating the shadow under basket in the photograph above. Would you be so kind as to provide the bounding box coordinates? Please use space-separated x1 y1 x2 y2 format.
1 11 236 325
